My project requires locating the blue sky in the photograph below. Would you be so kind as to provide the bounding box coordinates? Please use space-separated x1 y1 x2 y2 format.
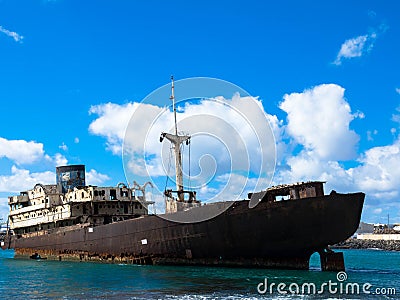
0 0 400 224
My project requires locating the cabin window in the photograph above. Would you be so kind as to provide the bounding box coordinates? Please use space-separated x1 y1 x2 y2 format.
94 190 99 197
275 195 290 201
82 192 84 198
110 189 116 200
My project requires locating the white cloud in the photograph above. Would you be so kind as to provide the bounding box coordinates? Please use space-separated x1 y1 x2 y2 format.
373 208 383 214
275 84 400 214
0 166 55 193
0 25 23 43
274 134 400 209
89 102 140 154
0 137 45 165
85 169 110 186
334 34 369 65
396 88 400 95
393 106 400 125
279 84 360 160
333 23 388 65
0 137 67 167
352 138 400 198
59 142 68 151
74 137 80 144
52 153 68 166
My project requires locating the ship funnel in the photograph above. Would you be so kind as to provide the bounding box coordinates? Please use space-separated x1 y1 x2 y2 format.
56 165 86 193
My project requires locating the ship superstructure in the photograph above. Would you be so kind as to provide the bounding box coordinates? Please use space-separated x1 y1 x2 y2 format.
7 165 152 236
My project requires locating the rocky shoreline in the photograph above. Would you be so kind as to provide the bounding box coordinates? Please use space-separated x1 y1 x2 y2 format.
333 238 400 251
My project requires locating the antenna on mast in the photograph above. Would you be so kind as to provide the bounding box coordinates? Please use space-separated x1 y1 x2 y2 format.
170 76 178 135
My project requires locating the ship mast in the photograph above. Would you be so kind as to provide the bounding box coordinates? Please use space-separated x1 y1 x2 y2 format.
160 76 190 201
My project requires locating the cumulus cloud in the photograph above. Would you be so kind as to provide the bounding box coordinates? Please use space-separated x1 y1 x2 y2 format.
0 25 24 43
279 84 360 160
89 102 139 154
0 166 55 193
276 152 353 189
274 84 400 220
352 138 400 199
52 153 68 166
85 169 111 186
0 137 45 164
0 137 67 167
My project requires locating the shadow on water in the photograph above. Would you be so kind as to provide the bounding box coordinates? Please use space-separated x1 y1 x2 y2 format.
1 249 399 299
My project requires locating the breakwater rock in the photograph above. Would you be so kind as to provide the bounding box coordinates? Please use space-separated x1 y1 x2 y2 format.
333 239 400 251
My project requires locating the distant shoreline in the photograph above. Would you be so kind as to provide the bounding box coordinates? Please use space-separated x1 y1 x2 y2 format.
333 238 400 251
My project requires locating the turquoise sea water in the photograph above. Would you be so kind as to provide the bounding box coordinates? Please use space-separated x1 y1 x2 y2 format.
0 249 399 299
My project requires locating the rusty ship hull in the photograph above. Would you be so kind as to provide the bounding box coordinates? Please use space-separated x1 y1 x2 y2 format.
3 192 364 269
